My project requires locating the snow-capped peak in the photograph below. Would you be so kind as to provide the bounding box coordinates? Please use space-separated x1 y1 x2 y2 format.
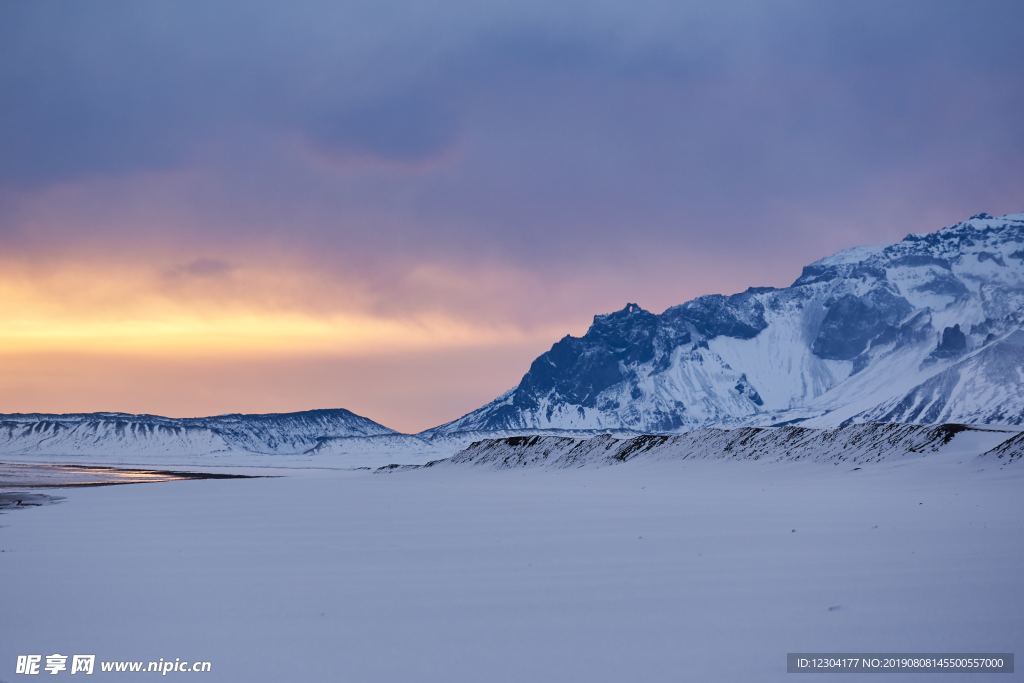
811 243 887 267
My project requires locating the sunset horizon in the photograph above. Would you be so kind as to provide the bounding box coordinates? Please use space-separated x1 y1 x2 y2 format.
2 3 1022 681
2 208 1022 432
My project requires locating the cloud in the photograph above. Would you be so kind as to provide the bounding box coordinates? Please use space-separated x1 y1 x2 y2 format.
307 94 460 165
164 258 235 280
2 0 1021 192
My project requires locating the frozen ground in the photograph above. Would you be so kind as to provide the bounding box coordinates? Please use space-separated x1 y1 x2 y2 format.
1 456 1022 682
0 462 255 488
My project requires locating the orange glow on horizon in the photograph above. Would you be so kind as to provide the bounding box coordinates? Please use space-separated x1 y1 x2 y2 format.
2 309 533 357
0 261 556 358
0 260 563 430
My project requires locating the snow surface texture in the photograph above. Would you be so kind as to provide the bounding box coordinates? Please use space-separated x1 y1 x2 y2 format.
432 212 1024 435
1 457 1021 682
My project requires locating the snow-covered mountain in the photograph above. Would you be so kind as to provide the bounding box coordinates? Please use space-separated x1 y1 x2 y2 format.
0 409 646 461
428 212 1024 436
0 409 395 456
3 211 1021 462
431 422 1018 470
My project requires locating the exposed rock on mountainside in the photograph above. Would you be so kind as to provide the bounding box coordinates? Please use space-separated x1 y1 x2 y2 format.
437 422 1016 470
982 431 1024 464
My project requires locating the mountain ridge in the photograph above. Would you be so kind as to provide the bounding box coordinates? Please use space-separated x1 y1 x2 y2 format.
0 408 395 456
426 211 1024 436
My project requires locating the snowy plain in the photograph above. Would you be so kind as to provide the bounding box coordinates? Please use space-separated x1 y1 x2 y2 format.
1 453 1022 682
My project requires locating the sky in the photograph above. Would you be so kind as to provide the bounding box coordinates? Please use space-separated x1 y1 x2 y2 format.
1 0 1022 432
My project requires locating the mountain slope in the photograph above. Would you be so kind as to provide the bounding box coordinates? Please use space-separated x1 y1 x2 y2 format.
428 212 1024 435
0 409 396 456
852 329 1024 425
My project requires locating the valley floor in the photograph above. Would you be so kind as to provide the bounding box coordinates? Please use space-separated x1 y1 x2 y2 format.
1 456 1022 682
